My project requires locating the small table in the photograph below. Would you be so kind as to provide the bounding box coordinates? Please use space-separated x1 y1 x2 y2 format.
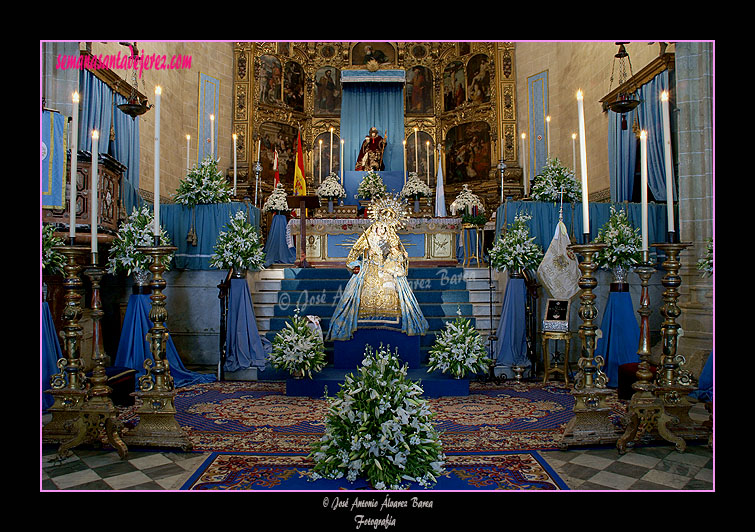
541 330 572 385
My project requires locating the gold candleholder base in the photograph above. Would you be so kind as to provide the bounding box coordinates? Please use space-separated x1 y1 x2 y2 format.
43 245 90 448
559 242 622 449
121 246 192 452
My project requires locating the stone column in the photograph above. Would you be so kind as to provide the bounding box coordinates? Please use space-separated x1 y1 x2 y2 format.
673 42 714 378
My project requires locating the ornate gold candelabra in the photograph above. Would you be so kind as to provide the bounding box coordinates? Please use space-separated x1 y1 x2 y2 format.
121 245 192 451
55 264 128 459
560 242 622 449
42 245 91 448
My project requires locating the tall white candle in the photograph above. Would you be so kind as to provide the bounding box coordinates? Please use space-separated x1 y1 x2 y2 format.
154 86 162 237
186 134 191 174
571 133 577 175
640 130 648 251
209 114 215 159
661 90 675 233
256 138 261 163
546 115 551 161
319 139 323 183
329 127 334 174
521 133 528 196
91 129 99 260
69 92 79 239
576 90 589 236
414 128 419 174
426 141 430 185
403 139 407 184
340 139 345 185
233 133 238 195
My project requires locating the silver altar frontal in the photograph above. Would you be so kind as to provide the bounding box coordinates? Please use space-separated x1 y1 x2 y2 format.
287 217 461 263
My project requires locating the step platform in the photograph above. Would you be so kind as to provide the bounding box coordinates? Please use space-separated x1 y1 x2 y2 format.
286 326 469 398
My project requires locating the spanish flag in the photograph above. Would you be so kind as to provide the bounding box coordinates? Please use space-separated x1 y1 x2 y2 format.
273 148 280 186
293 130 306 196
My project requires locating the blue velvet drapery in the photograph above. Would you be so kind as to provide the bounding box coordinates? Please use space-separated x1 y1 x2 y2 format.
595 292 640 387
340 81 405 174
42 302 61 412
495 277 530 372
264 213 296 266
225 279 268 372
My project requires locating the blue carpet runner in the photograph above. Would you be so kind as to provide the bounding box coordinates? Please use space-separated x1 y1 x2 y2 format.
260 267 482 397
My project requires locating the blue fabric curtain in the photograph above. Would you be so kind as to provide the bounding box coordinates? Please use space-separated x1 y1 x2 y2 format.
78 70 112 153
495 277 530 372
160 202 261 270
42 302 61 412
495 201 670 250
225 279 268 372
114 294 216 387
264 213 296 266
595 292 640 387
112 92 142 215
637 70 674 201
341 82 405 173
608 111 637 202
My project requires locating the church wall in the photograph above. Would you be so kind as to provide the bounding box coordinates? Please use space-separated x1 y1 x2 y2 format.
513 41 659 200
89 41 235 204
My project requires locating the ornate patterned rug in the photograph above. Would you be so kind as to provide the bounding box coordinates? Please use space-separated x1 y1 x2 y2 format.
181 450 570 490
120 380 627 455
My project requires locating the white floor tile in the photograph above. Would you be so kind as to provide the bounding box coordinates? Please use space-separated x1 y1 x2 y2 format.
52 469 102 490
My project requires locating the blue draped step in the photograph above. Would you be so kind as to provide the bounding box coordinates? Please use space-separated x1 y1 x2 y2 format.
258 266 487 397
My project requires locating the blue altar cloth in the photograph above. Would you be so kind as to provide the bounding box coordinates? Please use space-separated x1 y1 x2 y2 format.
114 294 216 387
225 279 267 372
333 327 421 369
495 277 530 373
690 352 713 402
595 292 640 388
42 302 61 411
159 202 260 270
264 213 295 266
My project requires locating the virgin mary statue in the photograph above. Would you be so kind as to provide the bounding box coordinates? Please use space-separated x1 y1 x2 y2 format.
326 195 429 341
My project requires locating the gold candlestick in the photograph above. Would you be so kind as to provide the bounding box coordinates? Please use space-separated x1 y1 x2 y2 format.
652 242 708 446
617 252 684 453
122 246 192 451
56 265 128 459
560 242 622 449
42 245 91 448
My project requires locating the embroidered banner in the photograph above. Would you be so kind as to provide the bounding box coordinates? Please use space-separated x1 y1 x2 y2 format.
41 110 68 209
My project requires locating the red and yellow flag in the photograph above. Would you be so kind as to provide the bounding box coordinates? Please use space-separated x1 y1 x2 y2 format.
293 131 306 196
273 148 280 186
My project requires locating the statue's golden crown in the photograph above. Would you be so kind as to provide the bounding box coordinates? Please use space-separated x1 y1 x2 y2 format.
367 194 410 229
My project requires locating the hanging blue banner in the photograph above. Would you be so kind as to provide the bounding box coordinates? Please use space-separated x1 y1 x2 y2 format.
41 110 68 209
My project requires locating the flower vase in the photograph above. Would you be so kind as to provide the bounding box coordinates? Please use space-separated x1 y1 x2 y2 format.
232 266 247 279
291 368 304 379
328 198 334 213
132 268 152 294
414 196 420 213
611 264 629 292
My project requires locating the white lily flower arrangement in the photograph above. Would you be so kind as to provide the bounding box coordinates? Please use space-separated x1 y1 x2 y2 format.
428 309 492 379
594 206 643 269
449 184 485 215
269 307 327 378
174 156 233 208
489 213 544 273
107 206 173 276
262 183 291 213
42 224 66 275
316 173 347 199
309 343 445 490
209 210 265 271
356 170 387 200
400 172 432 199
530 157 581 204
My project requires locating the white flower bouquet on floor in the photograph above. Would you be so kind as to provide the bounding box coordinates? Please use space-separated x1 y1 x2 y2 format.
42 224 65 275
209 211 266 271
489 213 543 273
309 344 445 490
697 237 713 278
262 183 291 213
107 206 173 276
269 308 327 378
316 173 347 200
174 156 233 208
428 311 492 379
